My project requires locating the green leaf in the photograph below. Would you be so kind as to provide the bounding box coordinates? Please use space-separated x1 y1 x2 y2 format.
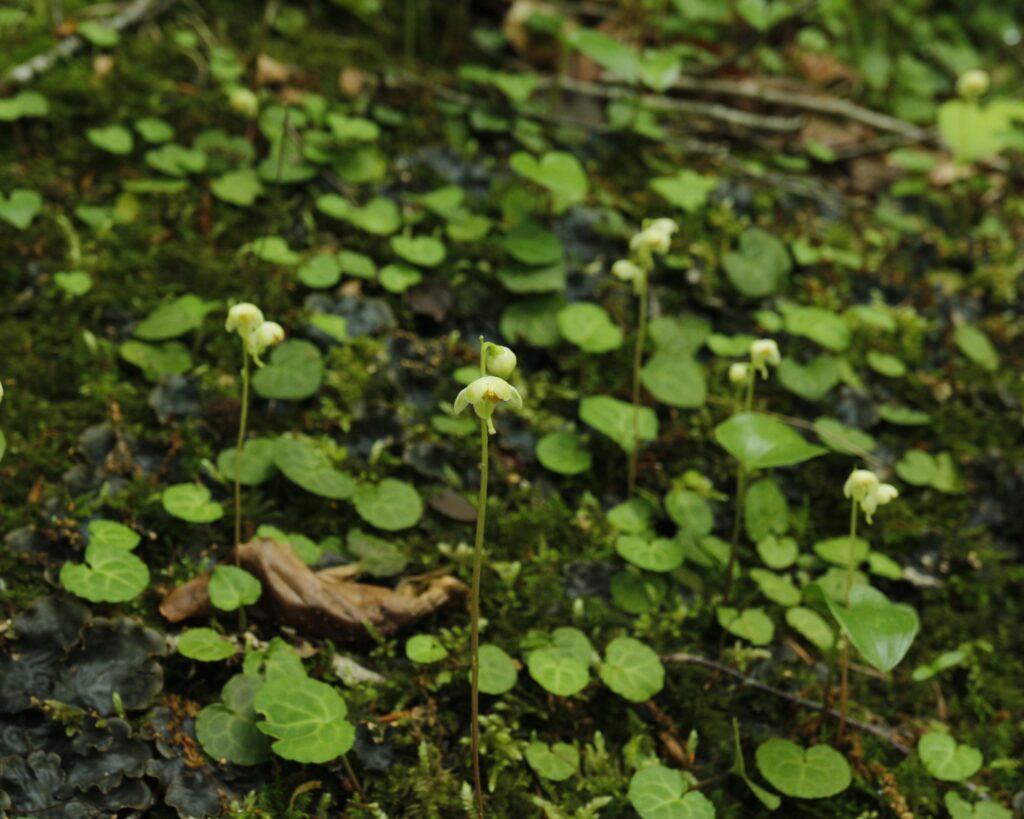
598 637 664 702
252 339 324 400
257 525 322 565
812 417 875 456
378 263 422 293
755 738 851 798
298 252 342 289
785 606 835 651
253 676 355 763
648 315 710 356
478 644 518 695
756 535 798 570
502 221 562 266
954 324 999 372
611 571 668 614
0 91 49 122
240 235 300 265
145 143 206 176
722 228 791 297
216 438 279 485
209 565 262 611
650 170 718 213
557 303 623 353
608 497 655 534
0 189 43 230
536 431 592 475
497 260 565 293
825 585 919 672
665 489 713 537
87 124 134 155
867 350 907 378
813 536 869 567
274 436 355 499
628 765 716 819
162 483 224 523
777 357 840 402
501 295 564 348
54 271 93 296
211 168 263 206
878 404 930 426
781 305 851 352
944 792 1012 819
527 631 592 697
717 607 774 645
196 675 272 765
60 542 149 603
353 479 423 531
617 535 684 573
135 117 174 143
579 396 658 453
178 628 237 661
390 234 446 267
119 340 191 381
339 249 376 279
749 568 801 607
135 294 217 341
526 740 579 781
509 151 588 212
744 478 789 542
570 29 639 82
78 20 120 46
641 354 706 408
88 520 140 551
406 634 448 664
919 732 982 782
714 413 826 470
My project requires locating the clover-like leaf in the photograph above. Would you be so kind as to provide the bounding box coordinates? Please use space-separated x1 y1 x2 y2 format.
178 628 236 662
353 479 423 531
628 765 716 819
253 675 355 763
525 741 579 781
598 637 664 702
755 738 851 799
60 542 149 603
252 339 324 400
918 732 983 782
209 565 262 612
617 535 684 573
162 483 224 523
527 636 591 698
714 412 826 471
196 675 271 766
0 189 43 230
785 607 834 652
717 606 774 645
944 792 1012 819
390 234 446 267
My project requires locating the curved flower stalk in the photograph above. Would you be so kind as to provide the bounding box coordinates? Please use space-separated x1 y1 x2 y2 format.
722 339 782 604
613 217 678 497
225 302 285 549
837 467 898 737
453 338 523 819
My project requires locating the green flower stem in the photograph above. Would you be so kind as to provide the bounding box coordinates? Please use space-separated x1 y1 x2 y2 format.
342 753 366 805
469 340 488 819
233 344 251 553
722 374 755 604
838 498 859 741
627 278 648 498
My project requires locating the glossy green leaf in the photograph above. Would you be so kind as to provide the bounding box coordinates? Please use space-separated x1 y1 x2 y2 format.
628 765 716 819
353 479 423 531
178 628 236 661
216 438 279 486
162 483 223 523
598 637 664 701
525 741 579 781
253 676 355 763
406 634 448 664
135 294 217 341
714 413 826 470
252 339 324 400
825 585 919 672
722 228 791 297
209 565 262 611
579 395 658 453
478 643 518 695
536 431 592 475
755 738 851 798
557 302 623 353
918 732 982 782
641 354 706 408
717 606 774 645
274 436 355 499
617 535 684 573
60 542 149 603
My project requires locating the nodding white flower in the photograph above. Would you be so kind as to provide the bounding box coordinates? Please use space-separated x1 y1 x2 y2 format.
750 339 781 378
246 321 285 365
844 469 897 523
729 362 751 385
454 375 523 434
485 344 517 379
226 303 265 336
630 218 679 256
956 69 990 99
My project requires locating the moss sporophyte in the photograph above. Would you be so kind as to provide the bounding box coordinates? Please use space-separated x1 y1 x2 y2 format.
613 217 678 498
453 338 524 818
225 302 285 550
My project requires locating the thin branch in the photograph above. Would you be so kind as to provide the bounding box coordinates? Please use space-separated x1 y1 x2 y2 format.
4 0 180 86
663 651 913 754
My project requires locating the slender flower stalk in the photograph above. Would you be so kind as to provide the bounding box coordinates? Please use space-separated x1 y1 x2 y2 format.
453 337 523 819
225 303 284 552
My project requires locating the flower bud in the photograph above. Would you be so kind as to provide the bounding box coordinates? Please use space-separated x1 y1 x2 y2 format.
750 339 781 378
486 344 517 379
228 86 260 118
226 303 264 336
247 321 285 361
956 69 990 99
729 362 751 385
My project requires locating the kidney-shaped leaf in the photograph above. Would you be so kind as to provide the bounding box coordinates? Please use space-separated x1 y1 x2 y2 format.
628 765 716 819
918 732 982 782
714 412 826 471
274 436 355 499
579 396 658 453
755 738 851 799
60 542 149 603
253 675 355 763
353 479 423 531
251 339 324 400
599 637 664 702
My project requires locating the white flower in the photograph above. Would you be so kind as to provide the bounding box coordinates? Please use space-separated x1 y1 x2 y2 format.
750 339 781 378
454 375 523 434
844 469 897 523
728 362 751 385
226 303 264 336
956 69 990 99
612 259 644 283
246 320 285 364
630 218 678 256
485 344 517 379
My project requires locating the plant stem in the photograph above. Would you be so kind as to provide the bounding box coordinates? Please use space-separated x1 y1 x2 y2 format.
838 499 859 740
627 280 648 498
721 464 747 605
341 754 366 804
469 341 489 819
234 345 251 554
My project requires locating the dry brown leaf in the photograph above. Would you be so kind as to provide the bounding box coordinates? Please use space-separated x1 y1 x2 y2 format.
255 53 294 86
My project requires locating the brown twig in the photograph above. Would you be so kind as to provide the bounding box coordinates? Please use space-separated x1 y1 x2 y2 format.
663 651 913 754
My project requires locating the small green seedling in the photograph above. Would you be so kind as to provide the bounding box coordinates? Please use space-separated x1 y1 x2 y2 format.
452 337 524 818
610 217 678 497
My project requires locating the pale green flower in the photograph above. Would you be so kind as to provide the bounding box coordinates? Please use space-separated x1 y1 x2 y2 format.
485 344 517 379
750 339 781 378
246 320 285 365
844 469 897 523
454 375 523 434
630 218 678 255
225 303 264 336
